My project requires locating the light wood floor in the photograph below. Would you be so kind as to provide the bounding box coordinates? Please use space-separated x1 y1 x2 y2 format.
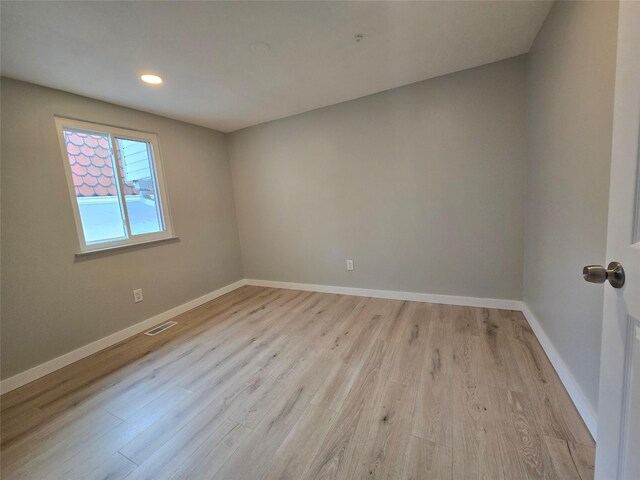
1 286 595 480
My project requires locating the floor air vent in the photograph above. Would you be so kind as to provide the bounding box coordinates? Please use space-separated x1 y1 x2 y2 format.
145 321 177 336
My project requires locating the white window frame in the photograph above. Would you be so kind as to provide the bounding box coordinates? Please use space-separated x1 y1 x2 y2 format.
55 117 175 253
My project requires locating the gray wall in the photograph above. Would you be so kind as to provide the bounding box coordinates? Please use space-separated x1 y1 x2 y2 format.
1 78 243 379
228 57 527 300
523 1 618 411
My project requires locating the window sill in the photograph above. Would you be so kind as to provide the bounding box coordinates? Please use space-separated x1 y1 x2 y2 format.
75 236 179 257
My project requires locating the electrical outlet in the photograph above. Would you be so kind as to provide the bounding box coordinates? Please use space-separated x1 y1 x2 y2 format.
346 259 354 271
133 288 144 303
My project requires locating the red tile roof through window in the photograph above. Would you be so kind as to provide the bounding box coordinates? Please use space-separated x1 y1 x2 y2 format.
64 131 138 197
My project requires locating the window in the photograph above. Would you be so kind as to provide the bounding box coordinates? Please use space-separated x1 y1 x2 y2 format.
55 118 174 253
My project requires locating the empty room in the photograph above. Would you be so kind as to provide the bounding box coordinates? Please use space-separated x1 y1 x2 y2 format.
1 1 639 479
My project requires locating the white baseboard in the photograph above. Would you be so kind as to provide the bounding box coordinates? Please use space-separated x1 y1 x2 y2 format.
244 279 523 310
520 303 598 439
0 279 247 395
0 278 521 395
0 276 598 442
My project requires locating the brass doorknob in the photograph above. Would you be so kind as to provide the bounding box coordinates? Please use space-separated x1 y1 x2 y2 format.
583 262 625 288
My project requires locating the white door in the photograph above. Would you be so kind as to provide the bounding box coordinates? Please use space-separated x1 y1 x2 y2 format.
594 2 640 479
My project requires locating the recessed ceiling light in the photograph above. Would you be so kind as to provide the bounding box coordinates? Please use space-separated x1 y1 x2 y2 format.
140 74 163 85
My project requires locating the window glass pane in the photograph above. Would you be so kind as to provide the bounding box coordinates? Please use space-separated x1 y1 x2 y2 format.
115 138 164 236
63 130 127 243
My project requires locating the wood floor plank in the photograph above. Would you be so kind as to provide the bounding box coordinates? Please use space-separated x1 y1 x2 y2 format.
302 340 388 480
176 291 319 393
488 386 556 480
2 404 108 471
126 419 243 480
117 350 276 466
373 300 412 344
81 452 137 480
348 380 416 479
452 308 484 390
543 435 583 480
388 302 429 386
0 287 595 480
476 308 510 390
219 343 341 479
567 441 596 480
310 299 388 412
263 404 337 480
242 300 352 411
454 306 479 336
0 406 48 451
401 435 452 480
1 410 123 480
452 384 505 480
227 343 321 429
211 386 313 480
169 422 252 480
46 386 193 480
411 313 453 447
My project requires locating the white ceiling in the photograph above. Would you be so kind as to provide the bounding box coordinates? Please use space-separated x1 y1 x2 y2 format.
1 1 551 132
